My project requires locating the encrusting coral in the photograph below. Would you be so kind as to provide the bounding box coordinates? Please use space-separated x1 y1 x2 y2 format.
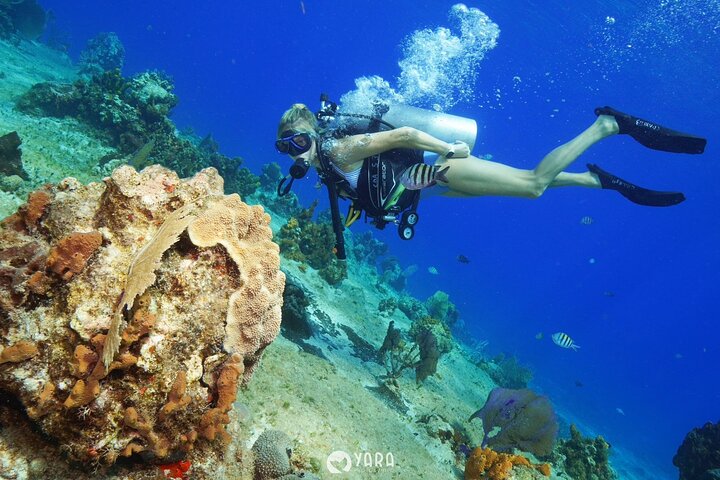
0 165 285 477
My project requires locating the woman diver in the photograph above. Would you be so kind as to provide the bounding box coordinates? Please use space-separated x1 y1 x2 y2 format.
275 101 706 257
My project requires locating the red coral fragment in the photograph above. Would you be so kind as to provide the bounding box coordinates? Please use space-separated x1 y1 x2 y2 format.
158 459 191 479
46 231 103 281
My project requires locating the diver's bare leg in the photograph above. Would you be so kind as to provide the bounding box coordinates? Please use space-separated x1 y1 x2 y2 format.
438 115 618 197
532 115 618 191
548 171 600 188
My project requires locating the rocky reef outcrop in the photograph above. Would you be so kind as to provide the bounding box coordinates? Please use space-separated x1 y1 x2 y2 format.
0 165 284 477
673 420 720 480
79 32 126 78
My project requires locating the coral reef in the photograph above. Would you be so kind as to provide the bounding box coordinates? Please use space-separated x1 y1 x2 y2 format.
397 294 428 321
480 353 534 389
124 70 179 123
15 70 256 196
78 32 125 77
410 315 454 358
376 318 449 384
350 230 388 266
673 420 720 480
470 387 558 457
379 256 408 291
378 297 397 316
0 131 27 179
254 162 301 218
259 161 284 192
277 201 347 285
425 290 459 327
196 133 260 198
464 447 551 480
0 165 284 476
554 424 617 480
15 69 176 152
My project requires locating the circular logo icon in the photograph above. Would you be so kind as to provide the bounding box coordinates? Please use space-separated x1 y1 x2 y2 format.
326 450 352 474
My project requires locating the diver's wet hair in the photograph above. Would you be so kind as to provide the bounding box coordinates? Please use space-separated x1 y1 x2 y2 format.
277 103 318 138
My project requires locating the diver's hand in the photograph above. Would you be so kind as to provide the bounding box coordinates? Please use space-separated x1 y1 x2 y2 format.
444 140 470 159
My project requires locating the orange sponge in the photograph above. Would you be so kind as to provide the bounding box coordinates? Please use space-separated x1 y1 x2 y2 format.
46 231 103 281
464 447 550 480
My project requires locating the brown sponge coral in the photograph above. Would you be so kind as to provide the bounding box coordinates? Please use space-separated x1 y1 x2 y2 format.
46 231 103 281
0 165 284 477
0 340 38 364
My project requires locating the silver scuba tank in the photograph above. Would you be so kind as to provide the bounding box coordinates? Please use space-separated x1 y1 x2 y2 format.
319 95 478 151
380 104 477 151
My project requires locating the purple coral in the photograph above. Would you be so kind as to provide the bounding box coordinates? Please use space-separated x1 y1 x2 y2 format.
469 387 558 457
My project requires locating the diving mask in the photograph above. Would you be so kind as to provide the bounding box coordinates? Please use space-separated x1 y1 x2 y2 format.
275 131 312 156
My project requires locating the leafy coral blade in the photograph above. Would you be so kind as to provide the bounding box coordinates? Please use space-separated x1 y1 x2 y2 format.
103 203 197 367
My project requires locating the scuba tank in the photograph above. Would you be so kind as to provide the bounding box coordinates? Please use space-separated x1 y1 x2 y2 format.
318 96 478 149
383 104 477 149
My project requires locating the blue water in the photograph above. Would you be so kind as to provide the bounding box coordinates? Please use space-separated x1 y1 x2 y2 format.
42 1 719 477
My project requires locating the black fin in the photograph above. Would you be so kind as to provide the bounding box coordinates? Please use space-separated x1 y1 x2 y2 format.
435 165 450 184
594 106 706 154
587 163 686 207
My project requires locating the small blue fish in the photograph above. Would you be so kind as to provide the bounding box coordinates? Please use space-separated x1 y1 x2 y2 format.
399 164 450 190
552 332 580 351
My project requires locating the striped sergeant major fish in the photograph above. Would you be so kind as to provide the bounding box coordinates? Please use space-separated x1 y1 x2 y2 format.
551 332 580 351
399 164 450 190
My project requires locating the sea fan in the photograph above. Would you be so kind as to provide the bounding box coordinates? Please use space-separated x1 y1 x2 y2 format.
103 203 197 367
469 387 558 457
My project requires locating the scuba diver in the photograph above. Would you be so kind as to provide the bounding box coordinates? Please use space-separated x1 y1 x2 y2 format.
275 98 706 260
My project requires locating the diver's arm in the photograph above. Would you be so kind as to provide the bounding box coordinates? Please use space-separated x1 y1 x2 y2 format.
329 127 470 166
